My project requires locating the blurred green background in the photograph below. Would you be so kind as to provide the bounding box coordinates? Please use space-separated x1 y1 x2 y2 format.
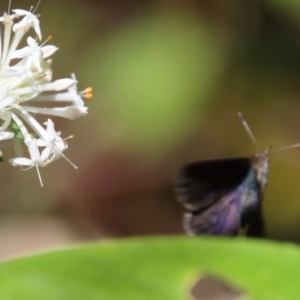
1 0 300 257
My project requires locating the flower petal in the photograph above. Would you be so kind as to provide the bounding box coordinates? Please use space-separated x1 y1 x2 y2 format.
9 157 33 166
21 106 88 120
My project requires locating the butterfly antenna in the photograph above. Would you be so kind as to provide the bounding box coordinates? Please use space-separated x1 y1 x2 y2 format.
270 143 300 155
238 112 260 151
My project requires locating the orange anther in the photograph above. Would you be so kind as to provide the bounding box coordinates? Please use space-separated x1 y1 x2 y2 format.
84 93 93 99
85 87 93 93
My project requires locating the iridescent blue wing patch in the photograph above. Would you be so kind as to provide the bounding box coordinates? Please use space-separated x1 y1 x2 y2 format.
176 156 267 237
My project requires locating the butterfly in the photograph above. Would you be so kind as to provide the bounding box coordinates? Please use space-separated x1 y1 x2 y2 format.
175 113 300 237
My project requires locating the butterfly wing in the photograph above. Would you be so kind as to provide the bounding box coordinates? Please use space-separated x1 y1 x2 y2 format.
176 158 251 212
183 185 245 235
175 157 266 236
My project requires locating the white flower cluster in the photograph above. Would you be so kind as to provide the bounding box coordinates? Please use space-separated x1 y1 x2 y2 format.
0 8 91 185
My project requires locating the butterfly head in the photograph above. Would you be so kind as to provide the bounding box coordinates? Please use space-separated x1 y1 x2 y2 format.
251 148 270 192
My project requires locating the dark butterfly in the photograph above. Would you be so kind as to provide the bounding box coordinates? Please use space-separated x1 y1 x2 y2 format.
175 113 300 237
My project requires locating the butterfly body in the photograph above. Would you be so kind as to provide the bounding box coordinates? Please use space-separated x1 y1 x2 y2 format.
176 151 269 237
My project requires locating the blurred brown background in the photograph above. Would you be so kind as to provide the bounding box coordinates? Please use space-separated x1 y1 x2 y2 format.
1 0 300 258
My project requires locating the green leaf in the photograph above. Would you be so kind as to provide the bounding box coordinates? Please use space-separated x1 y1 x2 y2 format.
9 121 25 142
0 237 299 299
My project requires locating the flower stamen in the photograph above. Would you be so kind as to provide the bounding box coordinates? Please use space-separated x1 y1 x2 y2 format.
80 87 93 99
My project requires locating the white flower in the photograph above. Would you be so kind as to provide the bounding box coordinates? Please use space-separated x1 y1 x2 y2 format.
0 132 14 140
10 36 43 73
37 119 77 168
37 119 66 150
0 7 91 185
9 139 49 186
12 9 42 40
